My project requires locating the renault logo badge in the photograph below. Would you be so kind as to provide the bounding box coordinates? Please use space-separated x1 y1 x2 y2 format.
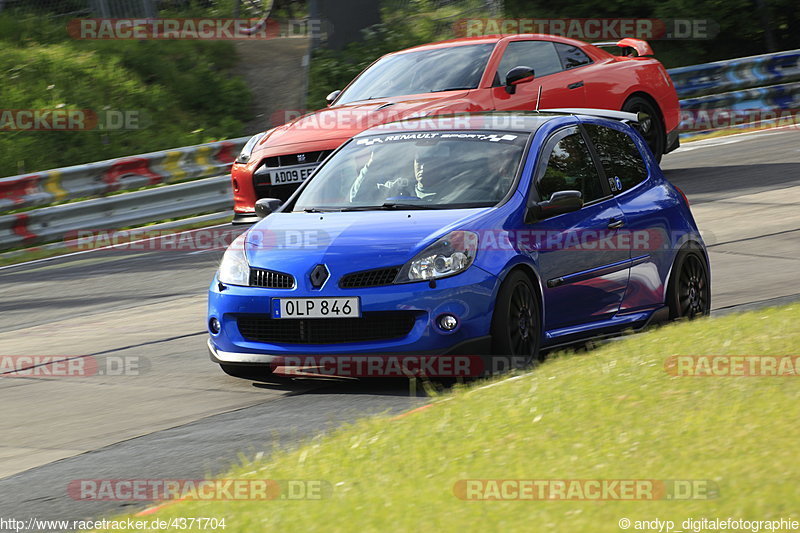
309 264 329 288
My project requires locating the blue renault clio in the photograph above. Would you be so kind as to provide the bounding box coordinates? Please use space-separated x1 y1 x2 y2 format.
208 111 710 379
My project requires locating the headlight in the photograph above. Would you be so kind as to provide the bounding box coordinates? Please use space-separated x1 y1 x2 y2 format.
396 231 478 283
235 132 266 164
218 233 250 286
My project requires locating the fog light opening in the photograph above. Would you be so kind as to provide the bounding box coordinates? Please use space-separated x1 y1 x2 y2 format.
209 317 221 335
437 314 458 331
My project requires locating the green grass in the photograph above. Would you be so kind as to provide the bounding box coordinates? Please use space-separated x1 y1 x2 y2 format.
680 122 798 142
106 304 800 532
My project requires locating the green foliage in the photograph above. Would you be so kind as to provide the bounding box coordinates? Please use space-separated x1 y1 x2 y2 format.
307 0 491 110
307 27 399 110
503 0 800 67
0 13 251 177
308 0 799 110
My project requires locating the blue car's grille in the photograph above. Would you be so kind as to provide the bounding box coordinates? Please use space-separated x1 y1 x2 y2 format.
249 268 294 289
339 266 401 289
236 311 419 344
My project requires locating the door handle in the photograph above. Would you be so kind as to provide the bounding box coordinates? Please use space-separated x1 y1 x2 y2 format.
567 80 584 89
607 218 625 229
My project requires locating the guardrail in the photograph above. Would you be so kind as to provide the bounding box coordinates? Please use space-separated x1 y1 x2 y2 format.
669 49 800 138
1 50 798 252
0 137 248 213
669 50 800 99
0 175 231 250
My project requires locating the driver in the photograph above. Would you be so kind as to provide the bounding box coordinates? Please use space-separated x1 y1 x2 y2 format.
375 146 444 199
349 144 447 202
411 145 444 199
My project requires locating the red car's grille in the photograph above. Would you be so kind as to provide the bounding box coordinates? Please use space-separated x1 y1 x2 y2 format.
263 150 332 168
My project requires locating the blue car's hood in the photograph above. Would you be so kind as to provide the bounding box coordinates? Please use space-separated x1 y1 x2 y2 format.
245 208 490 275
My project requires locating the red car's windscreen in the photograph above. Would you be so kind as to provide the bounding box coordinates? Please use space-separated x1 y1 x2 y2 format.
336 44 495 105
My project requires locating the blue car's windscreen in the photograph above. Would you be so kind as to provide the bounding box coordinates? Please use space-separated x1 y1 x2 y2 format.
336 44 495 104
293 131 528 211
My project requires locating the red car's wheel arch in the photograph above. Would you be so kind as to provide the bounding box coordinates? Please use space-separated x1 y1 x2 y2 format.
621 90 666 131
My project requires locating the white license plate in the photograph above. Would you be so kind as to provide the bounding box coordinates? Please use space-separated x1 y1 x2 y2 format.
271 297 360 319
269 164 318 186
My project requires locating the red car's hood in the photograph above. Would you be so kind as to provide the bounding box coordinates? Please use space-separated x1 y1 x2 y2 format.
257 91 481 149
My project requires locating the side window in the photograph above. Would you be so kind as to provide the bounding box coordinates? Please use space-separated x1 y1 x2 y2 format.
494 41 563 85
584 124 648 192
555 43 593 70
538 131 605 203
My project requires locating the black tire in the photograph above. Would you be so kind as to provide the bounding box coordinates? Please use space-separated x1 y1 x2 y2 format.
488 270 542 374
667 246 710 320
623 96 665 163
219 363 274 381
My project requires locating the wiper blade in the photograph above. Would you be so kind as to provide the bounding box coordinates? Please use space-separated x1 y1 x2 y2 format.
341 202 441 211
381 202 442 209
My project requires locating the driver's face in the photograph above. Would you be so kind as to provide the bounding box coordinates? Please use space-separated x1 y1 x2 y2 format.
414 157 425 185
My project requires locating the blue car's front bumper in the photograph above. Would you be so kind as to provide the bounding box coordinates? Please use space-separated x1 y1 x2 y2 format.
207 265 499 362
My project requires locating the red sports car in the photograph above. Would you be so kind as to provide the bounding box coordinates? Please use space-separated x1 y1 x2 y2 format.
231 33 680 223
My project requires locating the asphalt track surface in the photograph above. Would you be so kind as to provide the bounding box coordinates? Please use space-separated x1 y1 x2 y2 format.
0 128 797 528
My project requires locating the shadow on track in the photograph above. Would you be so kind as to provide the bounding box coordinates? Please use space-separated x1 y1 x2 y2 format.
663 163 799 203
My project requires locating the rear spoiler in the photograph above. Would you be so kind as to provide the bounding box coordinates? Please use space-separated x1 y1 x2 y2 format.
592 38 653 57
542 108 643 125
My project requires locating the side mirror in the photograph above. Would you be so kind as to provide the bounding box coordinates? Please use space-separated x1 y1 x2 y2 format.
505 66 535 94
255 198 282 219
526 190 583 222
326 90 341 106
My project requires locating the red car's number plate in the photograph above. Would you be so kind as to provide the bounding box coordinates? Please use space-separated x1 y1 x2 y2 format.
269 164 318 186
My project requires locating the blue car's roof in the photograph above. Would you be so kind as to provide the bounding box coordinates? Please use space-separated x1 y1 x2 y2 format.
355 112 573 137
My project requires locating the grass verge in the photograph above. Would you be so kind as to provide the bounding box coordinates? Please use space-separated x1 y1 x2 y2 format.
679 122 799 142
104 303 800 532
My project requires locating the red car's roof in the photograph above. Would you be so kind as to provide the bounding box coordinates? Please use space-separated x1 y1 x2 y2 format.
393 33 605 55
